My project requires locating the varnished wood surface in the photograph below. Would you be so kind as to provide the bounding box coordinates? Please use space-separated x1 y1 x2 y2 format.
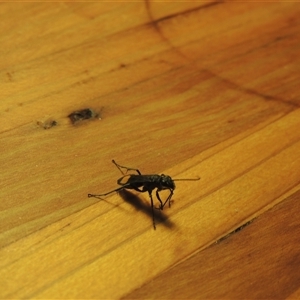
125 189 300 299
1 2 300 299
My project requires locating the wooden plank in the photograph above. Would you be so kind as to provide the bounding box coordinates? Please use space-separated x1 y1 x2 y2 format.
125 188 300 299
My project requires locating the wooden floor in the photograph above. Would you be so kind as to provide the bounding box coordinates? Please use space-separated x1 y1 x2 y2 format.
1 2 300 299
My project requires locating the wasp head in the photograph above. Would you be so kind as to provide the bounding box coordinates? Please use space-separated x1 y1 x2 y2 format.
160 174 175 190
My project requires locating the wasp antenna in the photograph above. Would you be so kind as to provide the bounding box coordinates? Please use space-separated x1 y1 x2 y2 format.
173 177 200 181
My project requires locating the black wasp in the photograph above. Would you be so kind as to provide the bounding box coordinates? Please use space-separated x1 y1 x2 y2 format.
88 160 200 229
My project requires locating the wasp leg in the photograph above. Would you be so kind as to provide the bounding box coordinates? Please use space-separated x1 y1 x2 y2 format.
147 191 156 230
156 189 174 210
88 186 124 199
131 187 145 193
166 189 174 208
155 190 164 210
112 160 142 175
130 186 157 229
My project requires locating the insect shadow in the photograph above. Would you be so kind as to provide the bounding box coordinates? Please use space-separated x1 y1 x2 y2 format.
118 189 175 229
88 160 200 230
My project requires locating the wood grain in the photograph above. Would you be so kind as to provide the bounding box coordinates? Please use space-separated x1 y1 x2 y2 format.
125 188 300 299
1 2 300 299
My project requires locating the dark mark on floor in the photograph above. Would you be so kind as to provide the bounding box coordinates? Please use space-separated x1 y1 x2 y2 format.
68 108 101 124
216 219 256 243
37 119 57 130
